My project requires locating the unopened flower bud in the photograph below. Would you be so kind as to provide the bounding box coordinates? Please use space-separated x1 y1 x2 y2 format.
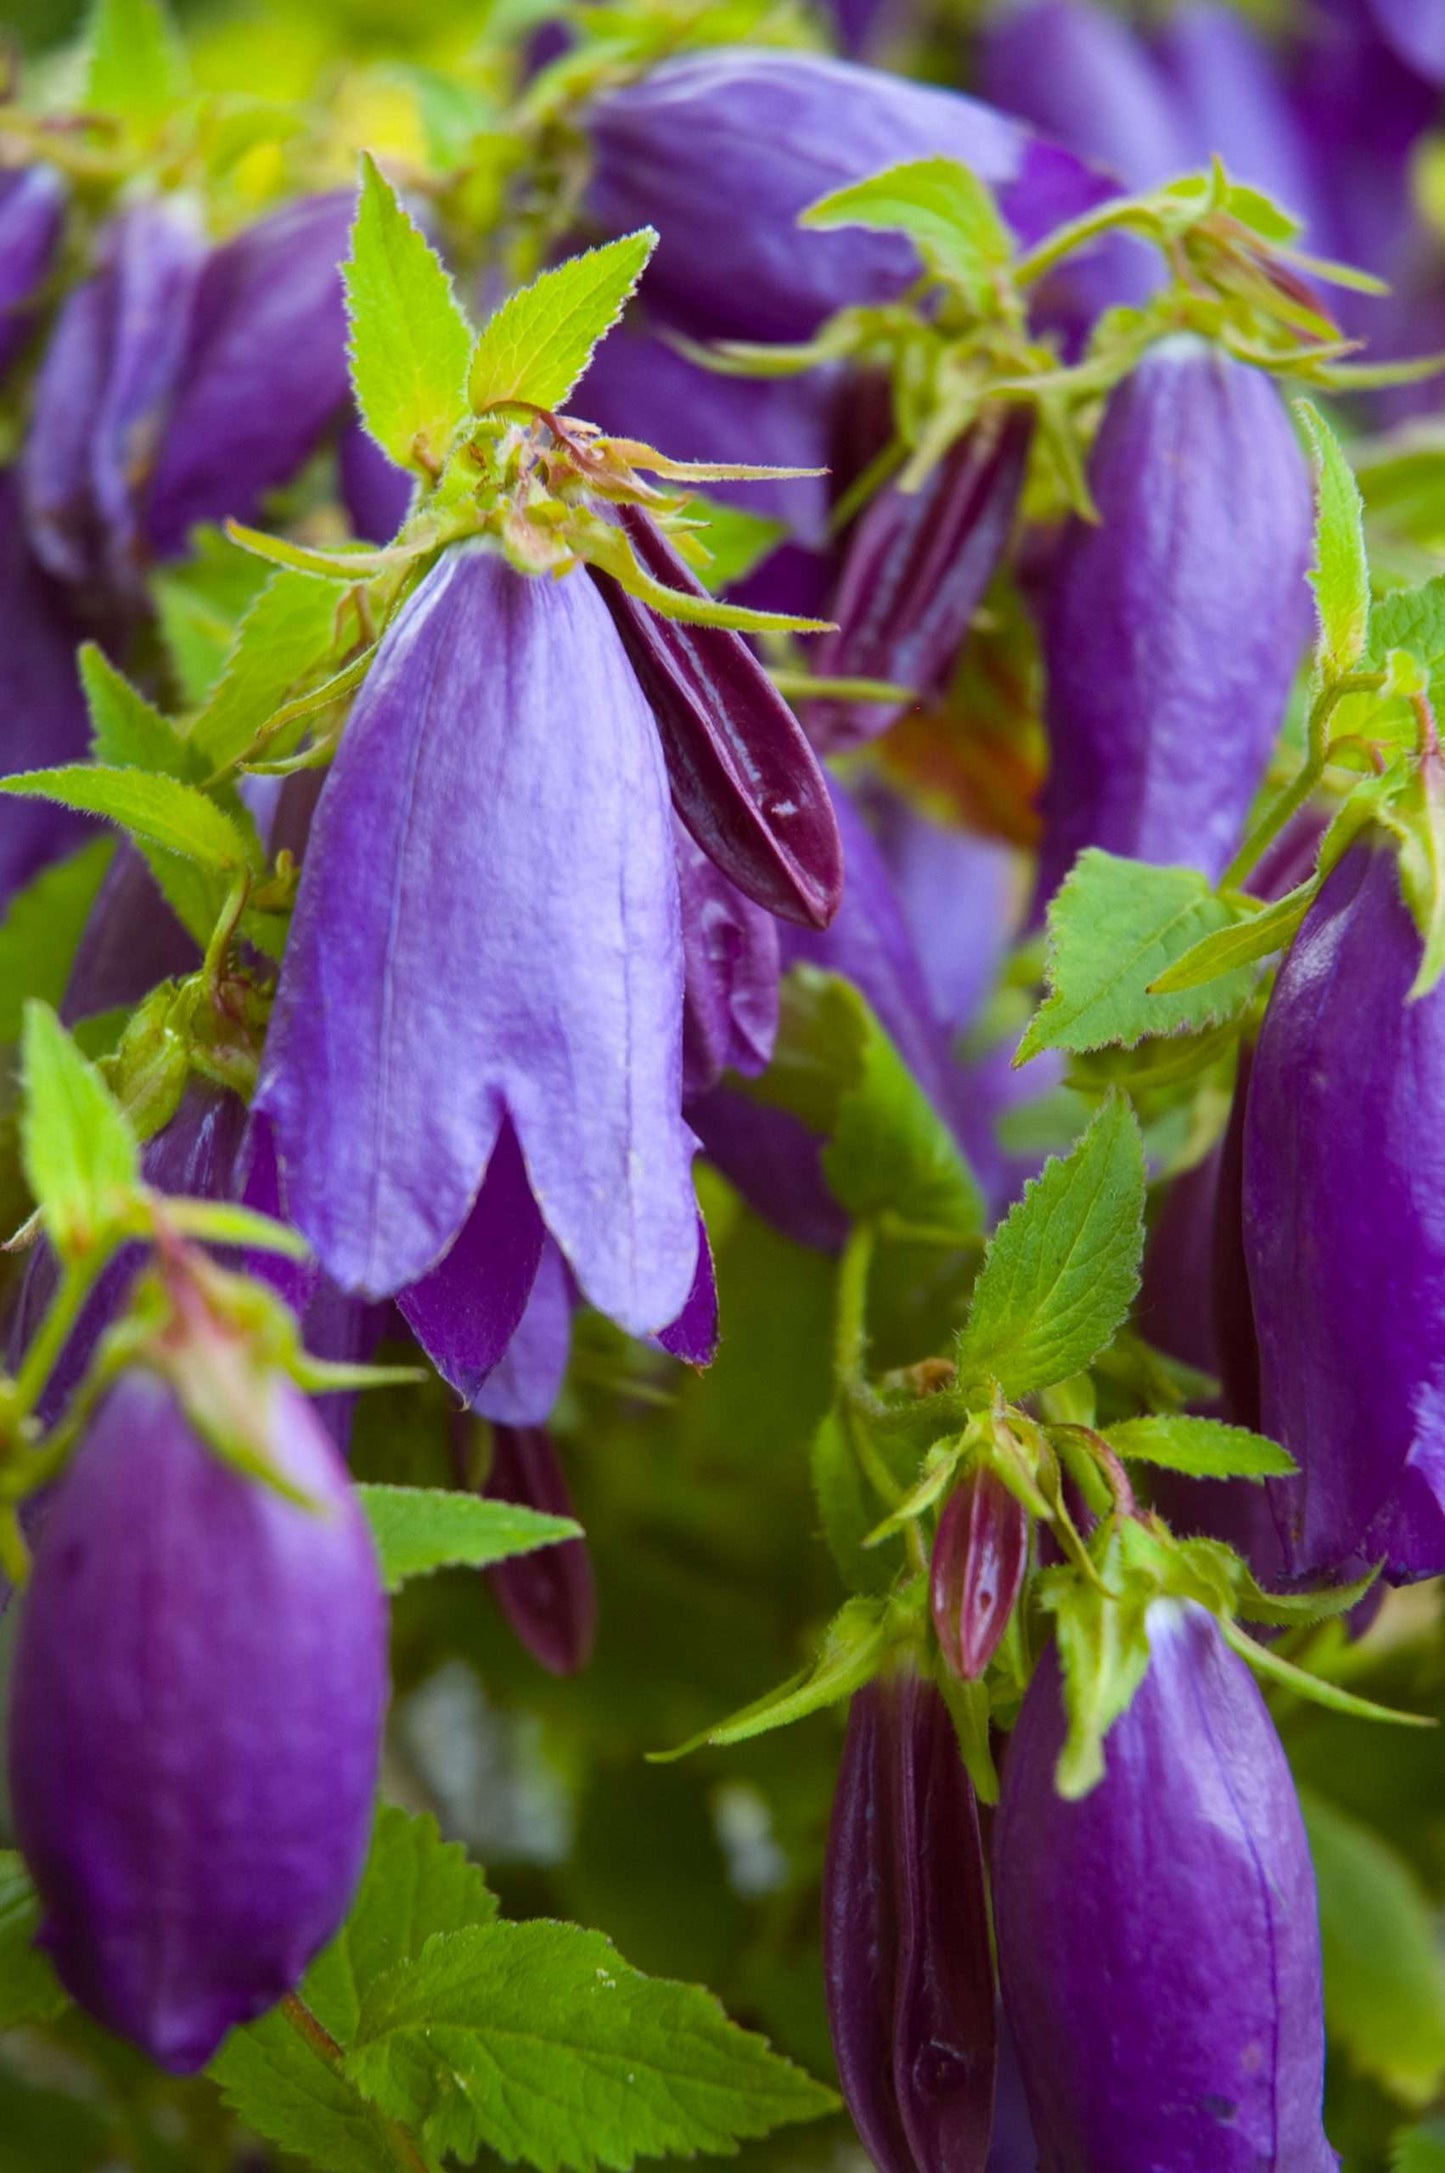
482 1425 597 1676
930 1467 1029 1681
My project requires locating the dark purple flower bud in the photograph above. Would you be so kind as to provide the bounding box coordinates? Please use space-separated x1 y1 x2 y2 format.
930 1467 1029 1681
1036 338 1312 903
24 198 206 593
144 193 353 559
994 1604 1333 2172
0 165 66 380
481 1424 597 1675
397 1119 547 1404
593 506 843 929
473 1239 573 1426
0 471 92 905
808 413 1032 753
1245 837 1445 1583
258 544 699 1333
585 49 1114 343
9 1365 388 2071
825 1671 996 2172
337 410 413 544
1366 0 1445 82
677 822 780 1101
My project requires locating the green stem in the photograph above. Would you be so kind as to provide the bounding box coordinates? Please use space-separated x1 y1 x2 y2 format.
833 1220 877 1393
1012 194 1168 290
8 1251 107 1437
281 1994 431 2173
1222 671 1383 889
201 868 251 1004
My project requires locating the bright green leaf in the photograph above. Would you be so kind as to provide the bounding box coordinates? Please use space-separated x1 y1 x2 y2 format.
0 839 114 1044
344 1919 838 2169
1302 1790 1445 2107
1148 877 1317 996
468 230 657 415
811 1406 895 1595
86 0 185 127
153 527 273 706
0 1853 67 2030
802 156 1011 304
0 766 255 873
1295 399 1370 682
1042 1560 1154 1799
1105 1414 1296 1482
955 1093 1147 1399
191 570 349 772
655 1594 890 1760
356 1483 582 1593
344 154 474 475
1019 851 1258 1059
20 1001 140 1256
79 647 196 780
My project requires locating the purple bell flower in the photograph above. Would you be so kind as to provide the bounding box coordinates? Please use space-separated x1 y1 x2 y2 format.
23 196 206 595
824 1671 997 2172
994 1602 1334 2171
807 413 1033 753
0 165 66 380
472 1239 574 1426
337 410 413 543
0 470 93 905
258 544 701 1335
1244 837 1445 1583
1036 336 1312 902
584 48 1114 343
1155 6 1332 244
481 1424 597 1676
1366 0 1445 82
144 192 353 558
8 1364 388 2071
983 1 1184 194
677 821 780 1101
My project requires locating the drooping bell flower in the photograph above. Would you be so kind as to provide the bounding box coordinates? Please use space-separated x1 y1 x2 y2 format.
1366 0 1445 82
144 192 353 557
824 1670 997 2172
807 414 1033 753
593 505 843 929
0 165 66 380
930 1466 1029 1681
584 48 1115 344
1036 336 1312 903
481 1424 597 1675
337 410 413 544
677 822 780 1101
258 544 701 1337
1244 837 1445 1583
8 1363 388 2071
982 1 1184 193
0 471 92 905
993 1602 1334 2171
23 196 206 595
1156 6 1331 244
863 788 1020 1041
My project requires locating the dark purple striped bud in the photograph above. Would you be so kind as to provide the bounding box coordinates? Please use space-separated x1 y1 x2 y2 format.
824 1671 996 2173
482 1424 597 1676
807 414 1032 754
0 166 66 380
584 49 1113 343
1245 836 1445 1582
994 1605 1333 2172
594 506 843 929
930 1468 1028 1682
1037 338 1312 902
9 1366 388 2071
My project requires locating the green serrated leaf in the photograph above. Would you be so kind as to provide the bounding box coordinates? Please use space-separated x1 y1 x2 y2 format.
655 1594 890 1761
153 528 273 707
468 230 657 415
86 0 185 127
79 647 196 780
811 1406 894 1595
213 1805 496 2171
1148 877 1317 995
0 1853 67 2030
1043 1560 1154 1799
1296 398 1370 681
1301 1789 1445 2107
1370 574 1445 702
0 766 255 873
1105 1414 1296 1481
344 154 474 476
0 839 114 1045
345 1919 837 2170
356 1483 581 1593
192 570 349 773
20 1001 140 1256
955 1093 1147 1399
1019 851 1258 1059
802 156 1011 305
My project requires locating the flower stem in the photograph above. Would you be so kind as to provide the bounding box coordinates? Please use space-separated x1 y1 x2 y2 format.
1223 670 1383 888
